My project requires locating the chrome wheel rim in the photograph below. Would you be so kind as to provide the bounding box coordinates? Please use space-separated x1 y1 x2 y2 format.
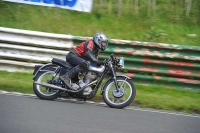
105 79 132 105
36 71 59 96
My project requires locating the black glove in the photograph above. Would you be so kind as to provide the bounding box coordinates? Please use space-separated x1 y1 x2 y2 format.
97 61 104 66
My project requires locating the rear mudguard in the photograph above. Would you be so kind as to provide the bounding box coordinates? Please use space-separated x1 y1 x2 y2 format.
100 75 132 95
33 64 58 80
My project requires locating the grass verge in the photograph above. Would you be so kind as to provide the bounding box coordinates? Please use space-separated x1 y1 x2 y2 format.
0 1 200 46
0 70 199 114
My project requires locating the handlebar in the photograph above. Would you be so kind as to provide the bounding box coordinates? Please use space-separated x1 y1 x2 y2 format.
105 54 124 69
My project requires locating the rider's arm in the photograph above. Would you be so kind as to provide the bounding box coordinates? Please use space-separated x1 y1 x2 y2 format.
85 40 99 63
86 50 99 63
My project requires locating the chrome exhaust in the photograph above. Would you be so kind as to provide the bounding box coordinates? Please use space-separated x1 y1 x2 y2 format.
34 82 67 91
34 80 97 93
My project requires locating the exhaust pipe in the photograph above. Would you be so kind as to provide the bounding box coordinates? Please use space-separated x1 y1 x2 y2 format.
35 82 67 91
34 80 97 93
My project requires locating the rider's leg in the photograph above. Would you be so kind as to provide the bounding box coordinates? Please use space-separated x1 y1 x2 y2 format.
66 51 86 67
60 61 89 90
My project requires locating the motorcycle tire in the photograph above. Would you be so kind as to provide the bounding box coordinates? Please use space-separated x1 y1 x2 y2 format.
33 71 60 100
102 76 136 109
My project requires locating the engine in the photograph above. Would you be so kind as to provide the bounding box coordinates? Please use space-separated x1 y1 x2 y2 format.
82 61 105 83
76 71 97 95
83 71 97 84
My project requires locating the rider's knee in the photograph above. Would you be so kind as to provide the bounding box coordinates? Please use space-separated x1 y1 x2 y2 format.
79 61 89 71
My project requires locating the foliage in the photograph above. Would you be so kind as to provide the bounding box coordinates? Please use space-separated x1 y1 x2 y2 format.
146 26 167 41
0 1 199 46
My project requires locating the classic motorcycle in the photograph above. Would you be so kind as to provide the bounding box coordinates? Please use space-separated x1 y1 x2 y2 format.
33 54 136 109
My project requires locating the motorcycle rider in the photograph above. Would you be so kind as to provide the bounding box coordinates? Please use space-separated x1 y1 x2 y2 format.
60 32 108 90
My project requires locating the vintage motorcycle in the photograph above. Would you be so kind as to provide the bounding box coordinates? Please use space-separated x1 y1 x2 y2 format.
33 54 136 109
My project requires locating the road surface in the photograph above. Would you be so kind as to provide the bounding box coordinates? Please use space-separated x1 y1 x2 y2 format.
0 91 199 133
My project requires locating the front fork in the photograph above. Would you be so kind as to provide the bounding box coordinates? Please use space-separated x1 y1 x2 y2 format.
109 61 120 92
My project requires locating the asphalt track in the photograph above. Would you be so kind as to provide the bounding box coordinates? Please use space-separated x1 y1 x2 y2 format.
0 91 200 133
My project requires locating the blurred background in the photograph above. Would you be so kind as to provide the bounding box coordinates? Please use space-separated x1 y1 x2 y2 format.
0 0 200 46
0 0 200 114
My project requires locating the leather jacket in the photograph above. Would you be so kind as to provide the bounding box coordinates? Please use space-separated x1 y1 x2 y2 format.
70 40 100 63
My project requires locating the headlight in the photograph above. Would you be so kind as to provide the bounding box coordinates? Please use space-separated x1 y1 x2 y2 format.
118 57 124 69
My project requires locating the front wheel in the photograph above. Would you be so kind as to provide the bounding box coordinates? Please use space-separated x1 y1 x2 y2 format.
102 77 136 109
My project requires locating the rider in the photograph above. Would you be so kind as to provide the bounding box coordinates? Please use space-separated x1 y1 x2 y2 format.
60 32 108 90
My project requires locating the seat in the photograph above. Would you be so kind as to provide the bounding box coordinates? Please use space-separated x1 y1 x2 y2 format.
51 58 73 69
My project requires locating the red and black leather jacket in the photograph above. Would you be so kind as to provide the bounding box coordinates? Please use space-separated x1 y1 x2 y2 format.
71 40 100 63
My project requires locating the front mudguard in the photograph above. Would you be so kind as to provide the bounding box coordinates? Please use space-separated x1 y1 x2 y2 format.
33 64 58 80
100 75 132 95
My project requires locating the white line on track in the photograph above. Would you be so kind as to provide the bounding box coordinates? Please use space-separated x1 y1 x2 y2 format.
0 90 200 118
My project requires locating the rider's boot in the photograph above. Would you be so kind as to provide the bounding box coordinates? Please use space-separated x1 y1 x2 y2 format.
60 65 80 90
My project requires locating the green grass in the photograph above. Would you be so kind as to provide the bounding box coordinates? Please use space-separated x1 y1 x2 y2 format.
0 70 199 114
0 71 33 94
133 84 200 114
0 1 200 46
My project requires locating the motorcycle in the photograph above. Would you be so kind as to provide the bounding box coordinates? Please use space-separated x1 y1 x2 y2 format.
33 54 136 109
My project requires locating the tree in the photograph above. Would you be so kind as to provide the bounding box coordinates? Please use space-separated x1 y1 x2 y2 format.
147 0 152 17
108 0 112 15
118 0 122 17
198 0 200 25
185 0 192 17
135 0 139 15
153 0 156 17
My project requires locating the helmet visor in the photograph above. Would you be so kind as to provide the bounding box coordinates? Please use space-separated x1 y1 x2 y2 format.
101 41 108 51
102 41 107 47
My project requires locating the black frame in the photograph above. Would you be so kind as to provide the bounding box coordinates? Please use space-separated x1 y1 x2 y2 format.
33 54 121 99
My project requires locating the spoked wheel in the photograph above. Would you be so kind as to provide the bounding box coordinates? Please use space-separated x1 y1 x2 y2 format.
103 77 136 109
33 71 60 100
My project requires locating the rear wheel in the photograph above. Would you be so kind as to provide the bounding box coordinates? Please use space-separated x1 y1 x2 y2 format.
103 77 136 109
33 71 60 100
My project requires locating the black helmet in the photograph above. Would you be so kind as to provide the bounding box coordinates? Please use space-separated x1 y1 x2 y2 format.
93 32 108 51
